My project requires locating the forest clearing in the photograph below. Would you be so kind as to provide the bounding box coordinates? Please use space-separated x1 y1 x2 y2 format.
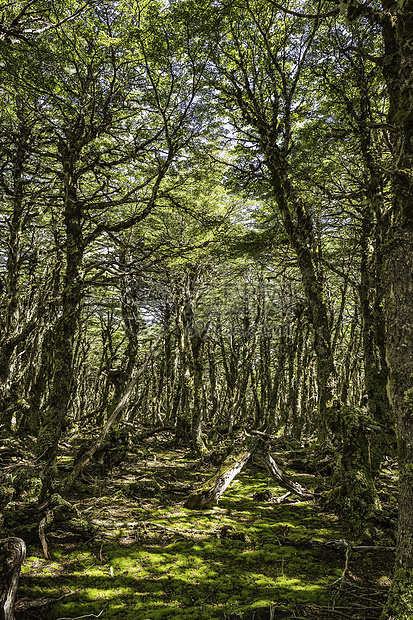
1 0 413 618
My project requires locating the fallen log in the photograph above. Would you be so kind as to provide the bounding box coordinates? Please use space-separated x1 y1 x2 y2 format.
0 537 26 620
184 449 253 509
254 450 314 499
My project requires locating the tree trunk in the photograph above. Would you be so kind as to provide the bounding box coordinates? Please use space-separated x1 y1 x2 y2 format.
0 537 26 620
378 0 413 616
383 228 413 619
36 160 84 498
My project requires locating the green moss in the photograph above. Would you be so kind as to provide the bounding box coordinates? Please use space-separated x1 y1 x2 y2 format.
17 445 383 619
382 567 413 619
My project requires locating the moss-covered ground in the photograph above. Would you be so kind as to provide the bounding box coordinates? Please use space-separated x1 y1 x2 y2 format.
7 437 397 620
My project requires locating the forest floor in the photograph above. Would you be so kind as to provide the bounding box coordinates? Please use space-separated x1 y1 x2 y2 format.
4 433 398 620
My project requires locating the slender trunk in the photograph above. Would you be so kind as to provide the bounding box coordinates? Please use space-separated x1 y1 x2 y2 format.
0 115 31 431
383 229 413 619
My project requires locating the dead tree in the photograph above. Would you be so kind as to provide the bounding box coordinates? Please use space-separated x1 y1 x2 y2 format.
0 537 26 620
185 449 254 509
184 439 313 509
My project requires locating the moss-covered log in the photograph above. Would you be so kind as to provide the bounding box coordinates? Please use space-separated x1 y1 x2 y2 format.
0 537 26 620
184 449 253 509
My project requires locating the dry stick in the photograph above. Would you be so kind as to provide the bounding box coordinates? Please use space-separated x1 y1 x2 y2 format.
140 521 192 539
309 608 353 620
55 612 103 620
352 545 396 551
15 590 81 612
330 540 351 587
272 491 291 503
140 521 212 539
61 333 164 491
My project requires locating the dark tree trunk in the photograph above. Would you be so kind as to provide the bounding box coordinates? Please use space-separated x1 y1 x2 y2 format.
0 538 26 620
36 165 84 500
383 229 413 618
376 1 413 617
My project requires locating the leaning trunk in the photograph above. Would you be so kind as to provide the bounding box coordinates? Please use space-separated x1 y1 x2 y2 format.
185 448 254 509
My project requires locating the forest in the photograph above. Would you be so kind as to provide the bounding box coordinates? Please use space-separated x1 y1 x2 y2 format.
0 0 412 619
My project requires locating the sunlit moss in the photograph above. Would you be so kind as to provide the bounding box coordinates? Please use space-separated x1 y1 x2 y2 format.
18 445 392 620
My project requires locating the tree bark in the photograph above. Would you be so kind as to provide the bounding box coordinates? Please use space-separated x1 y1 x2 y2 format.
36 153 84 497
0 537 26 620
383 229 413 619
378 0 413 617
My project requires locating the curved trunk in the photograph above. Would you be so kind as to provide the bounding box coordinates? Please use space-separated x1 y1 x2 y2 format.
0 537 26 620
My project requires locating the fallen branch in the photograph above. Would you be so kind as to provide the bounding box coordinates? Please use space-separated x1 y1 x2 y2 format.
139 521 192 539
255 450 314 499
272 492 291 504
330 539 351 588
137 426 175 440
139 521 212 539
56 612 103 620
14 590 80 612
352 545 396 551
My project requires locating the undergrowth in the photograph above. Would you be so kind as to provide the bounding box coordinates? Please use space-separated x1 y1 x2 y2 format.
6 437 396 620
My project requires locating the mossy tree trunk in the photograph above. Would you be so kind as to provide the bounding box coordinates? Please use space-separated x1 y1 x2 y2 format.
379 0 413 616
36 153 84 497
346 44 393 476
383 231 413 620
0 105 37 436
174 272 209 455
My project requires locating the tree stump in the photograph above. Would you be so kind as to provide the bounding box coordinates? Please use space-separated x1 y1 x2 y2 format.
0 537 26 620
